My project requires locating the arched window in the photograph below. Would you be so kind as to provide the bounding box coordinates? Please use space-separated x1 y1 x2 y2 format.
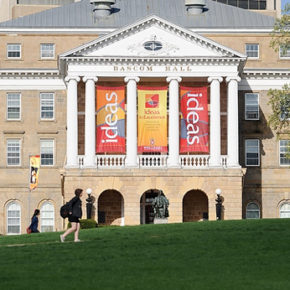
246 202 260 219
40 202 55 232
7 201 21 234
280 203 290 218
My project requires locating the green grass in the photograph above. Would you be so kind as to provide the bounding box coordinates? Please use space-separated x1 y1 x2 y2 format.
1 219 290 290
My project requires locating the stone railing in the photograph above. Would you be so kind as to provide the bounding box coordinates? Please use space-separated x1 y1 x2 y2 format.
77 155 228 169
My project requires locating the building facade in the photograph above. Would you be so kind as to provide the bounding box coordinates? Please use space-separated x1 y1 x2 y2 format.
0 0 289 235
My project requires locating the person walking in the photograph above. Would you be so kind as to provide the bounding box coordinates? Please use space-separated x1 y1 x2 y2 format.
29 209 40 233
60 188 83 243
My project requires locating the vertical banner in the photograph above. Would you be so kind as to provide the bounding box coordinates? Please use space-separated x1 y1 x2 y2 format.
96 86 126 153
138 86 168 153
29 155 40 191
180 86 209 153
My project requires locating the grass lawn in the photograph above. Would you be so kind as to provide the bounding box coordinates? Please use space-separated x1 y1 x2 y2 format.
1 219 290 290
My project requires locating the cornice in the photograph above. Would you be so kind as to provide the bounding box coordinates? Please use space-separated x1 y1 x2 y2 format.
242 69 290 80
0 70 61 79
64 56 245 66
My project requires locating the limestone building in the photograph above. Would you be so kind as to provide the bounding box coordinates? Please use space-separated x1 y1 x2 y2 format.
0 0 289 235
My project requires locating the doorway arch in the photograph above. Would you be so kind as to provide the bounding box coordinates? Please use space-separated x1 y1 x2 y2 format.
98 190 124 226
140 189 160 224
183 190 208 222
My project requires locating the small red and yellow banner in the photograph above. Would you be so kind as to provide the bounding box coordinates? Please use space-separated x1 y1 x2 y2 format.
29 155 40 191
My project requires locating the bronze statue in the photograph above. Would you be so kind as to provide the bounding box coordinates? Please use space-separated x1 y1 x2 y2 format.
152 190 169 219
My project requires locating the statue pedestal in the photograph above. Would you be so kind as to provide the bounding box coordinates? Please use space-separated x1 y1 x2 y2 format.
154 218 168 224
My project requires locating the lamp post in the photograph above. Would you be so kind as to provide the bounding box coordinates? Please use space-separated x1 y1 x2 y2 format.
86 188 93 219
215 188 222 220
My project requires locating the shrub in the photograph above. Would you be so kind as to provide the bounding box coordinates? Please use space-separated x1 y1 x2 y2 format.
68 219 98 229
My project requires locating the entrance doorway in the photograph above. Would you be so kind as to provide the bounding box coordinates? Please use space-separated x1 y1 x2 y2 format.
140 189 160 224
183 190 208 222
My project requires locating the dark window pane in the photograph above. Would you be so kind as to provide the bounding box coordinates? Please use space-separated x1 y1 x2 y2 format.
239 0 248 9
260 0 266 9
250 0 259 9
228 0 237 6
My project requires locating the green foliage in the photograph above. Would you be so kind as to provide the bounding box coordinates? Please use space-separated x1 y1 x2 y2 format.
270 4 290 53
68 219 98 229
267 84 290 131
1 220 290 289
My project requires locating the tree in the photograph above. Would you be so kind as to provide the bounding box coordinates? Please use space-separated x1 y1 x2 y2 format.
270 3 290 54
267 84 290 132
268 4 290 158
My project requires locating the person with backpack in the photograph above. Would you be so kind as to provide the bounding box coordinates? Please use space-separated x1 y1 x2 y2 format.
29 209 40 233
60 188 83 243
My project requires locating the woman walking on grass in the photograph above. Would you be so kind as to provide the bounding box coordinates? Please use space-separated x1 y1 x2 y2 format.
29 209 40 233
60 188 83 243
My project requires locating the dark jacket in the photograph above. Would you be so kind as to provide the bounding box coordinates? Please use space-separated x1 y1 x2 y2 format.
30 216 39 233
68 196 82 218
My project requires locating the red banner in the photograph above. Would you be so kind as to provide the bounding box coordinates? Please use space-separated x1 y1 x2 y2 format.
180 86 209 153
96 86 125 153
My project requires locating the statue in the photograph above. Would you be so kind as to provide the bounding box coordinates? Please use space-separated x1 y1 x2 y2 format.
152 190 169 219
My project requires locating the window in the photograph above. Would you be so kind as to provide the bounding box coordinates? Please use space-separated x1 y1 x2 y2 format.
7 44 21 59
40 93 54 120
245 44 259 58
40 202 55 232
40 139 54 166
246 202 260 219
245 93 259 120
7 139 21 166
279 140 290 166
280 203 290 218
245 139 260 166
279 45 290 58
7 202 21 234
7 93 21 120
40 43 55 59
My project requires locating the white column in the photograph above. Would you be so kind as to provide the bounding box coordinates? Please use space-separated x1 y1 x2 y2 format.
65 76 80 167
166 76 182 168
226 76 241 167
208 76 223 167
125 76 140 167
83 76 98 167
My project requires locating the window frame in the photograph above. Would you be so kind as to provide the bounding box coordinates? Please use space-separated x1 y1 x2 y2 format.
245 93 259 120
245 139 260 167
40 139 55 167
40 43 55 59
6 201 21 235
279 140 290 167
280 203 290 218
40 92 55 120
6 139 21 167
279 45 290 59
245 43 259 59
246 202 260 219
7 43 21 59
40 201 55 232
6 92 21 121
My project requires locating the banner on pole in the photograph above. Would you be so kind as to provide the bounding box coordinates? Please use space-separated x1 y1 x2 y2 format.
96 86 126 153
138 86 168 153
29 155 40 191
180 86 209 153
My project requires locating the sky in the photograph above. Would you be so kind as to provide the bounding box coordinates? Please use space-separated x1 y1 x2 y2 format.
281 0 288 12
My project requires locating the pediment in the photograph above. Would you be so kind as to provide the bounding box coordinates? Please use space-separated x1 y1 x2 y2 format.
61 15 246 60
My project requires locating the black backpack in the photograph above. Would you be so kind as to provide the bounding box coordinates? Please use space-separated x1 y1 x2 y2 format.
60 202 70 219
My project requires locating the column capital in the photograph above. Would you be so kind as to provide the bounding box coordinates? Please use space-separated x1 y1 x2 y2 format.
166 76 182 83
208 76 223 83
226 76 241 83
124 76 140 83
65 76 80 83
83 76 98 83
